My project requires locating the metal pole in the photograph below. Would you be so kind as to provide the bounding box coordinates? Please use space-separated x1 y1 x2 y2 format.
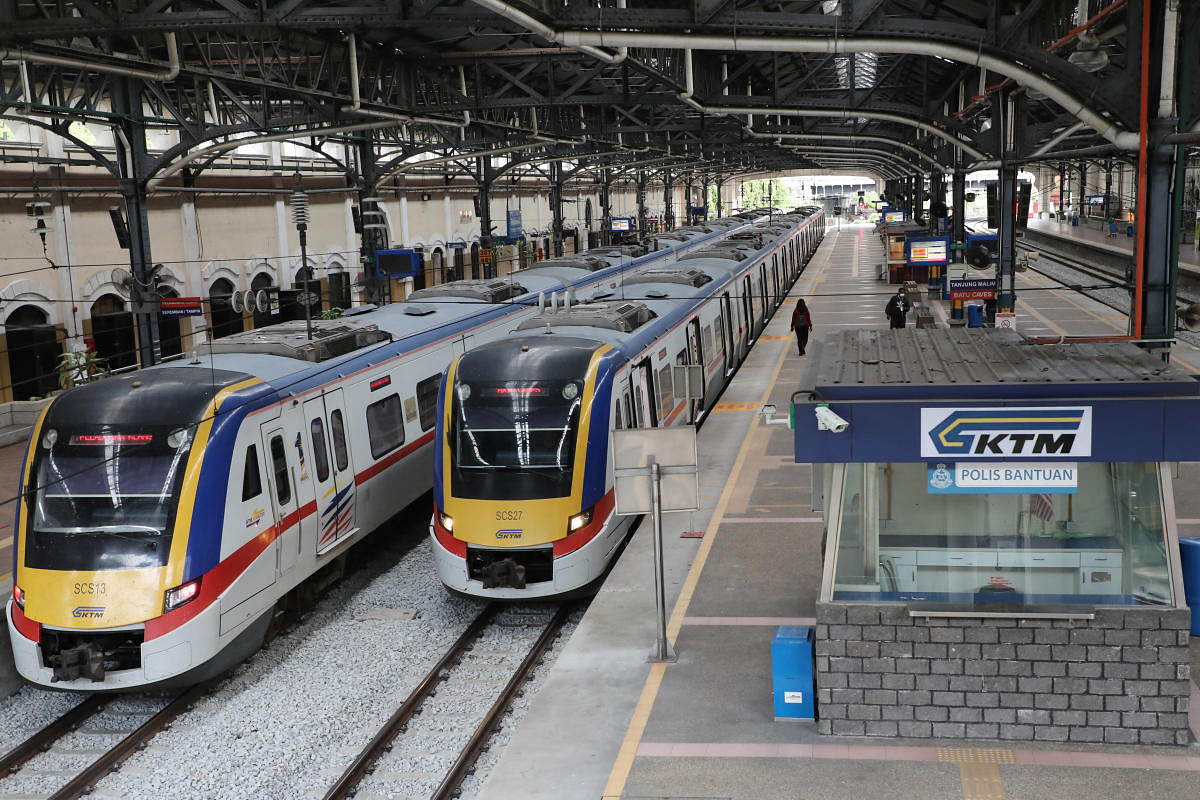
292 172 313 340
649 461 676 663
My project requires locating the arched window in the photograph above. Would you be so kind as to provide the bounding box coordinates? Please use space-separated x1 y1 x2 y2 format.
293 266 322 320
90 292 136 370
156 286 184 359
251 272 274 328
209 277 243 339
470 242 480 281
5 305 60 400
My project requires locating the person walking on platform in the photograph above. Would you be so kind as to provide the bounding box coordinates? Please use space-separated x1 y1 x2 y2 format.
790 298 813 355
885 290 909 329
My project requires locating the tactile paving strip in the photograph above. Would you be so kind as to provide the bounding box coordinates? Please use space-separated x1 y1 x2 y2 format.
936 748 1016 764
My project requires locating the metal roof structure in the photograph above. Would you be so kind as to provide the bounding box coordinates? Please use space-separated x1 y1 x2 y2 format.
813 328 1200 400
1 1 1191 189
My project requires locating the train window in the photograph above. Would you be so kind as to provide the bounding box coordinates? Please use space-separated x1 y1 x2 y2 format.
310 418 330 482
713 314 724 354
703 325 714 360
242 444 262 501
656 364 674 418
416 374 441 432
269 435 291 506
366 393 405 459
330 409 349 472
615 400 623 430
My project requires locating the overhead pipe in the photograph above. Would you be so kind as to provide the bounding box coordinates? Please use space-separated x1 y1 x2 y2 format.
670 44 980 162
743 130 944 170
558 31 1140 150
1 33 180 82
466 0 626 65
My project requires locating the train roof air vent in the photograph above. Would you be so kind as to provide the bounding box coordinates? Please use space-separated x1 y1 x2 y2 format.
403 304 437 316
196 319 392 363
514 300 658 334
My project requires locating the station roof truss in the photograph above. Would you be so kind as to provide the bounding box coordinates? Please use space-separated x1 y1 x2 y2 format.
0 0 1192 187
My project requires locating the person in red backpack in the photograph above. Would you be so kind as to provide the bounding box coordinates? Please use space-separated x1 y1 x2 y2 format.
790 298 813 355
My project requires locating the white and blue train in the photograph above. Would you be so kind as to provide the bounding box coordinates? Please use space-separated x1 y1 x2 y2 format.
7 217 757 690
431 208 827 598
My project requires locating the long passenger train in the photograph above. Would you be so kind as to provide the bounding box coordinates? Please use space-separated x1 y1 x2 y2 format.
6 217 757 690
431 208 826 598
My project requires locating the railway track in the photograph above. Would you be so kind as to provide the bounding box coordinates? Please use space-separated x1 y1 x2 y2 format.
0 683 210 800
324 602 576 800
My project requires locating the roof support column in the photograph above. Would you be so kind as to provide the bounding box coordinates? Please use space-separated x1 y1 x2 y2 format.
714 177 725 217
599 169 612 246
549 160 565 258
1135 1 1186 346
951 168 966 244
478 157 495 278
112 77 161 368
357 138 390 304
636 171 648 238
663 170 675 231
994 86 1021 315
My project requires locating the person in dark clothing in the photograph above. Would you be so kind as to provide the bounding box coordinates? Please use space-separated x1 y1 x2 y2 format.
790 298 812 355
885 291 909 329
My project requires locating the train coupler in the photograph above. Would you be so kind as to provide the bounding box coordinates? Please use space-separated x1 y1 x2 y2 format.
481 558 527 589
50 643 106 683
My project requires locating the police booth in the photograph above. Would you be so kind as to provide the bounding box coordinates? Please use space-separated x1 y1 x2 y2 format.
795 329 1196 745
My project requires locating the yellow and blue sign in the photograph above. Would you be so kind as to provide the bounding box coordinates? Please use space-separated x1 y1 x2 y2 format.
920 407 1091 459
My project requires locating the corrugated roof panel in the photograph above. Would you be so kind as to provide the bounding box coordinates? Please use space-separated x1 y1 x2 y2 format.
814 329 1198 399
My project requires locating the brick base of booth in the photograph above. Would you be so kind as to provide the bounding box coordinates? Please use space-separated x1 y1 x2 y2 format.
814 602 1192 745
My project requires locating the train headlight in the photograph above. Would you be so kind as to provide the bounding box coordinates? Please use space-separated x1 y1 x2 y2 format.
562 383 579 400
567 508 593 533
41 429 57 449
438 509 454 533
167 428 189 449
12 585 24 610
164 578 201 613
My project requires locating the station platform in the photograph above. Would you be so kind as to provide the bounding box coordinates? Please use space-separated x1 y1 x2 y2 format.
476 220 1200 800
1024 217 1200 274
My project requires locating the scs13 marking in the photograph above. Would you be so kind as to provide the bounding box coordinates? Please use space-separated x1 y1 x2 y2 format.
496 530 523 539
72 606 105 619
495 510 523 521
73 582 106 595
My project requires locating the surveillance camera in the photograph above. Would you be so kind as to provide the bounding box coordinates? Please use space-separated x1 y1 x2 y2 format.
814 405 849 433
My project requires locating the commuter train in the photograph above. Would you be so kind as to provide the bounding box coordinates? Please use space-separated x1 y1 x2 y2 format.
431 208 826 598
6 217 755 691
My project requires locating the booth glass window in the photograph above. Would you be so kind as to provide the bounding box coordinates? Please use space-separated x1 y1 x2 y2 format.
829 462 1172 607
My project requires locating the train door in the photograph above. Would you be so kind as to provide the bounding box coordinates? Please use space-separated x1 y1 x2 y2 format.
740 276 753 349
633 359 657 427
758 265 768 322
720 293 736 374
304 388 357 554
685 318 704 422
771 255 780 305
262 427 300 577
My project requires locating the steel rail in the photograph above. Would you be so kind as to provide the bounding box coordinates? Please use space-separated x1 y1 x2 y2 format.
0 694 112 776
431 603 574 800
48 681 212 800
323 603 500 800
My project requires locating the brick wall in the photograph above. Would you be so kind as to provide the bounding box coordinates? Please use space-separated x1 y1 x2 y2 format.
814 602 1192 745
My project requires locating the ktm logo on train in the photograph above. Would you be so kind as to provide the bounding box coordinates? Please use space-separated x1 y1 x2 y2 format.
920 407 1092 459
72 606 105 619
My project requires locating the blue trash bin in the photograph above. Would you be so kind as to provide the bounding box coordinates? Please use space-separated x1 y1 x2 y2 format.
967 303 984 328
1179 537 1200 636
772 626 815 720
1126 225 1134 237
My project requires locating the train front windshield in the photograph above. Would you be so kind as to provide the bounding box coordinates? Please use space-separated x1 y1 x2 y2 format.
25 427 192 571
450 380 582 500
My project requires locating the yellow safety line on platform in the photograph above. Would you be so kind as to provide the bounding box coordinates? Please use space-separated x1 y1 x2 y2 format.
601 236 833 800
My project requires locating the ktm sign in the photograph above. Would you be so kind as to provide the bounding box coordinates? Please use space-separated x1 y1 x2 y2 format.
920 407 1092 459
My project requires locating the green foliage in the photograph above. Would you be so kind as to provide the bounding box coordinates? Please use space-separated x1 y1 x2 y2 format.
707 185 721 218
739 178 791 211
0 121 13 141
58 349 109 390
319 307 345 320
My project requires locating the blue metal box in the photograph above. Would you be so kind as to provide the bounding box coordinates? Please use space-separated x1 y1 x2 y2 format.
771 626 815 720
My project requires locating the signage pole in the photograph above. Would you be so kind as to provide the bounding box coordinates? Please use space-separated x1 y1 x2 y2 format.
650 462 677 663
